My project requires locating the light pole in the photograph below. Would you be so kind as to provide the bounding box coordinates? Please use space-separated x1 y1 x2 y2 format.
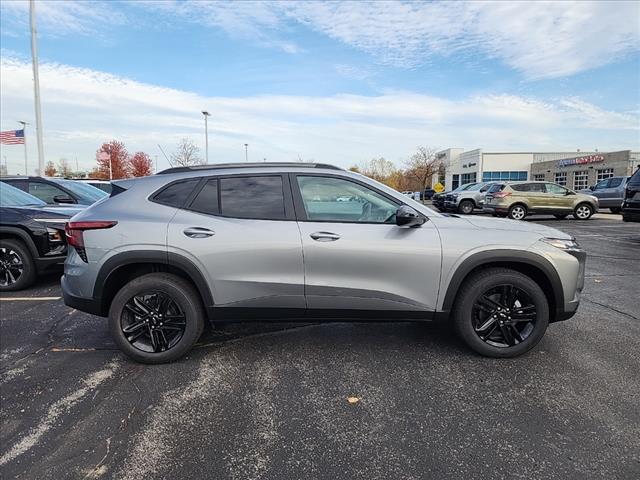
202 111 211 163
29 0 45 175
244 143 248 162
18 121 29 175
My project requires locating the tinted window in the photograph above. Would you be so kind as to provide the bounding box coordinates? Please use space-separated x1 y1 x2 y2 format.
512 183 544 193
220 176 285 219
154 179 199 207
0 182 46 207
546 183 567 195
50 178 107 203
28 182 70 204
608 177 622 188
630 169 640 186
593 179 609 190
297 176 397 223
189 179 219 214
487 184 504 193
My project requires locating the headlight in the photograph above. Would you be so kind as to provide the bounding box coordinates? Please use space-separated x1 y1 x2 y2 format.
46 227 64 242
541 237 581 251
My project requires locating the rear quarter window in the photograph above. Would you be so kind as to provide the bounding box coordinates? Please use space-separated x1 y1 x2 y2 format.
153 179 200 207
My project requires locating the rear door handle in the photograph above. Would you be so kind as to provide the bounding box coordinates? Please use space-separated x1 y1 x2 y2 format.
183 227 215 238
310 231 341 242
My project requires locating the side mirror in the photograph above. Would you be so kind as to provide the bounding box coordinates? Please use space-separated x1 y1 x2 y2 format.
396 205 426 227
589 185 595 191
565 190 575 196
53 195 75 204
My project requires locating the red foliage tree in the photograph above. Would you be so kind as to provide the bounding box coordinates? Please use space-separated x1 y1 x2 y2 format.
95 140 130 179
129 152 153 177
44 161 57 177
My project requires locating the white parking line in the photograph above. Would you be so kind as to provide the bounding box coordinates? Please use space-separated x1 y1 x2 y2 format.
0 297 61 301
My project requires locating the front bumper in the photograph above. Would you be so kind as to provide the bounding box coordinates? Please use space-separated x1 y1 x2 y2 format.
554 248 586 322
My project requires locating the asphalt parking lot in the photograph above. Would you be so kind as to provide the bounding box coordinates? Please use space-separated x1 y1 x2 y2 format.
1 213 639 480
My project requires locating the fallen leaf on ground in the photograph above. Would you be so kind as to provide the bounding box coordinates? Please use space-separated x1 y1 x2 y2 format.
347 396 360 404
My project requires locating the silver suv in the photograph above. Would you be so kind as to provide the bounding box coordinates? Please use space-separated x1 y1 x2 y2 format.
62 163 586 363
443 182 496 214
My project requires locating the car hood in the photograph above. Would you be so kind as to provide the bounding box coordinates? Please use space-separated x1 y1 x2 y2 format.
461 216 572 239
36 204 85 216
4 206 72 220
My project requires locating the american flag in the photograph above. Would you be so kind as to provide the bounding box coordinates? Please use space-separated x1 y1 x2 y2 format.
0 129 25 145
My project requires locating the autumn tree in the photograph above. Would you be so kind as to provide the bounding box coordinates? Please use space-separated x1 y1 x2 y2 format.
170 138 203 167
95 140 130 179
130 152 153 177
44 161 57 177
58 158 72 177
403 146 441 193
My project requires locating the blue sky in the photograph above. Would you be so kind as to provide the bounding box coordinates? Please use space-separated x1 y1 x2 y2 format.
1 0 639 173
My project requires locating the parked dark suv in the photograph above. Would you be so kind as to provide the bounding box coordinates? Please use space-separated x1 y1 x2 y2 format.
622 168 640 222
1 176 107 205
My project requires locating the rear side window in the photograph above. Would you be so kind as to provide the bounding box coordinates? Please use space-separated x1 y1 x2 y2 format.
512 183 544 193
154 179 199 207
488 184 505 193
220 176 285 220
189 179 219 214
608 177 622 188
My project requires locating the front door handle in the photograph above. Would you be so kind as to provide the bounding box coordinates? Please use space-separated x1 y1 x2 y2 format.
183 227 215 238
310 231 341 242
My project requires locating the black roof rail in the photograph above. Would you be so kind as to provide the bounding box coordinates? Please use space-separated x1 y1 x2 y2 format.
157 162 343 175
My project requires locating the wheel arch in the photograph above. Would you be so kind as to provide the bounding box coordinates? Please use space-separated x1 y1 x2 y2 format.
94 251 214 318
440 250 564 323
0 226 39 259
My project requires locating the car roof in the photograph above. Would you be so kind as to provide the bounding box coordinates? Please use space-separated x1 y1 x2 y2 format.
157 162 343 175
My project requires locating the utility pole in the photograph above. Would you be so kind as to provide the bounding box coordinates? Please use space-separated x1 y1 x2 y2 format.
18 121 29 175
29 0 45 175
202 111 211 163
244 143 248 162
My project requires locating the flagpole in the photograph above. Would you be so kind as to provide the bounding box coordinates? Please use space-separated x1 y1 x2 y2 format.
18 121 28 175
29 0 45 175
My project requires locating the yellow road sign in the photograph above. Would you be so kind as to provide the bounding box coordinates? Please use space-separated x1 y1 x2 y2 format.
434 182 445 193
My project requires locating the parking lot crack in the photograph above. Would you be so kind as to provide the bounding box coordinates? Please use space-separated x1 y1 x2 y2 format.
583 298 639 321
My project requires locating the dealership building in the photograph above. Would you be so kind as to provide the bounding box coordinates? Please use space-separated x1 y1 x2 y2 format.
436 148 639 191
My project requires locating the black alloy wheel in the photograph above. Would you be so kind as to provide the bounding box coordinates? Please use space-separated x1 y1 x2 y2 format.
121 291 187 353
0 246 24 288
471 284 537 348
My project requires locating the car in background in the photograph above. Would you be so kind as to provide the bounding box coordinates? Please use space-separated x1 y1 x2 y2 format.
484 181 598 220
622 168 640 222
432 182 479 211
443 182 496 214
0 183 72 291
579 176 629 213
423 188 435 200
1 176 108 205
74 179 113 194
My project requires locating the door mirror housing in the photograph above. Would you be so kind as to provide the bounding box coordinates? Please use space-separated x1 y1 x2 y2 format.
589 185 595 191
396 205 426 227
565 190 575 196
53 195 75 204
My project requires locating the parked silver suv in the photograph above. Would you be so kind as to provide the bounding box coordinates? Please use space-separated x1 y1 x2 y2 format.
443 182 496 214
62 163 586 363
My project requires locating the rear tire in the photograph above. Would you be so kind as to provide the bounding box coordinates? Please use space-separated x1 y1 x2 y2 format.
508 204 527 220
573 203 594 220
458 200 475 215
109 273 205 364
452 268 549 358
0 239 36 292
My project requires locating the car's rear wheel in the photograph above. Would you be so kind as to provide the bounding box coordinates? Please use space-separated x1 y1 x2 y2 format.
553 214 568 220
610 207 621 214
508 204 527 220
453 268 549 358
573 203 594 220
109 273 205 364
0 239 36 292
458 200 475 215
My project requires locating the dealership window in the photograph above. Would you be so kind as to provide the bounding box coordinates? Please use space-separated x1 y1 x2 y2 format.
573 171 589 190
533 174 545 181
461 172 477 184
452 174 460 190
596 168 614 182
554 172 567 186
482 171 528 182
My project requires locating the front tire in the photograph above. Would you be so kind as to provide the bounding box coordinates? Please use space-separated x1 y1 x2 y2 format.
508 204 527 220
109 273 205 364
458 200 475 215
452 268 549 358
0 239 36 291
573 203 594 220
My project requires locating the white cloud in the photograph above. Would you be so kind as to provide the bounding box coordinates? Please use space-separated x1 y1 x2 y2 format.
0 56 638 174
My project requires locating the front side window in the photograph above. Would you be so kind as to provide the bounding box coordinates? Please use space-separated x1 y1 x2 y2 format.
546 183 568 195
593 179 610 190
51 178 107 203
220 176 285 220
27 182 70 204
297 176 397 223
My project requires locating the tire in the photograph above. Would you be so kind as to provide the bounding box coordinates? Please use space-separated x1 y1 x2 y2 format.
508 204 527 220
553 214 568 220
452 268 549 358
573 203 594 220
491 213 498 217
458 200 475 215
610 207 621 214
0 239 36 292
109 273 205 364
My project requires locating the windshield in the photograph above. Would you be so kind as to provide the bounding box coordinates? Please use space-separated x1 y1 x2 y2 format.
0 182 47 207
466 183 484 191
49 178 108 203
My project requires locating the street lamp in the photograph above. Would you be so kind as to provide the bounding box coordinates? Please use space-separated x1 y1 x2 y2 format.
244 143 248 162
202 111 211 164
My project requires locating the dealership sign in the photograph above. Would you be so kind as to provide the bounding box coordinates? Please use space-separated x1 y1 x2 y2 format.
557 154 605 168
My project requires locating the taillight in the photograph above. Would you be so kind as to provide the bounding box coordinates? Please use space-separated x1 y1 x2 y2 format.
493 191 512 198
65 221 117 262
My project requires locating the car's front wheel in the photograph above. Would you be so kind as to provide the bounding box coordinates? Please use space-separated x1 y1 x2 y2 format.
109 273 205 364
573 203 594 220
458 200 475 215
453 268 549 358
0 239 36 292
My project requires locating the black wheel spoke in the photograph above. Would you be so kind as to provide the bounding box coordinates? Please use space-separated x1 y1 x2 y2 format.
510 325 525 343
124 303 148 317
475 317 497 332
122 320 147 334
133 296 153 314
499 324 516 346
478 295 503 311
481 323 498 340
